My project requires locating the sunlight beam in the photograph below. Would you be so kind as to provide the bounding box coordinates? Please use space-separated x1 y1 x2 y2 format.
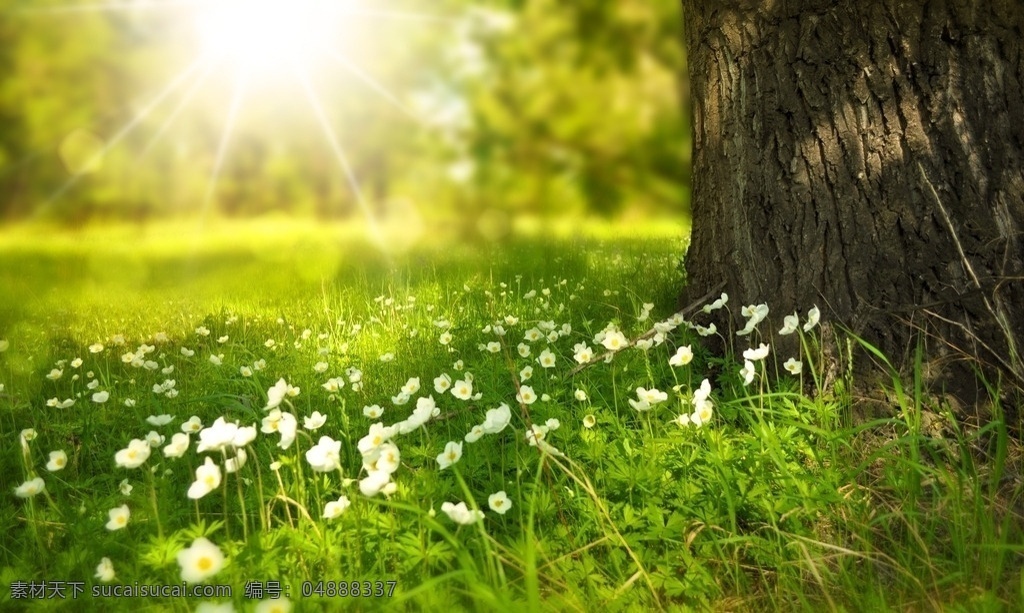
40 57 209 215
338 7 458 25
199 71 247 221
295 68 385 249
318 47 423 123
139 60 221 158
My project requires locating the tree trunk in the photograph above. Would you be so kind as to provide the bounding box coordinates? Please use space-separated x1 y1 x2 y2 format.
680 0 1024 400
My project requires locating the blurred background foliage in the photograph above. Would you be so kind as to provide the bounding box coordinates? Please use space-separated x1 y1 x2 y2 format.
0 0 689 234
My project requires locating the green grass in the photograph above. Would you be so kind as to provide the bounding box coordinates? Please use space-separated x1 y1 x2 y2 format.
0 218 1021 612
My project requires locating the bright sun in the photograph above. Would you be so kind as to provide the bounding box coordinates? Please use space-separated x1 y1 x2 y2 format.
196 0 335 76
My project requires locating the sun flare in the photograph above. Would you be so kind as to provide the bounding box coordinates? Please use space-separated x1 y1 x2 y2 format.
196 0 336 77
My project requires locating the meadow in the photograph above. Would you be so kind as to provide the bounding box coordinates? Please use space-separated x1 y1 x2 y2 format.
1 218 1020 612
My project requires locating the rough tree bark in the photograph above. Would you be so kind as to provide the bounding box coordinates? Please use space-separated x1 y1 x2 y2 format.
680 0 1024 402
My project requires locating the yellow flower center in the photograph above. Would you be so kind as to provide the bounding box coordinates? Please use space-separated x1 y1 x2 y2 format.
197 556 213 571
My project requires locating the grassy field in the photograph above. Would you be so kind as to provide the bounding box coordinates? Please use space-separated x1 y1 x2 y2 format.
1 218 1021 612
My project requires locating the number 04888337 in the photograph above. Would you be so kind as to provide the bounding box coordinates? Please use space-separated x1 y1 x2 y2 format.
300 580 396 598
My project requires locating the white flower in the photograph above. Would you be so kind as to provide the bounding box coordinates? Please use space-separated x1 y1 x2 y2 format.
582 414 596 429
739 360 756 386
46 450 68 471
145 430 165 448
306 436 342 472
182 416 203 433
702 293 729 313
574 389 588 401
737 303 769 336
95 557 115 583
375 442 402 475
440 501 484 525
482 403 512 434
313 361 329 374
92 391 110 403
601 330 628 351
399 377 421 396
519 365 533 381
573 343 594 364
177 537 225 583
233 425 257 448
537 348 557 369
275 412 298 449
433 373 452 394
188 457 222 499
208 354 223 366
464 425 485 443
0 339 8 352
742 343 771 362
225 449 248 473
391 391 411 406
669 345 693 367
71 357 83 368
197 417 239 453
439 331 453 345
114 439 152 469
163 433 191 458
120 478 133 496
14 477 45 498
691 400 714 427
359 470 391 497
517 343 531 358
804 306 821 332
637 387 668 405
240 365 253 377
180 347 195 357
195 326 210 337
146 414 174 427
265 378 294 411
322 377 345 392
323 496 351 519
676 413 692 427
779 313 799 335
784 357 803 375
379 352 395 362
357 422 394 455
105 504 130 531
253 598 292 613
488 491 512 515
304 411 327 430
451 379 473 401
436 441 463 470
363 404 383 419
46 368 63 381
628 398 650 412
516 385 537 405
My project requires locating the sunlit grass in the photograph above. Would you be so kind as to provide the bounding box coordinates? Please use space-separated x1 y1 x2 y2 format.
0 218 1020 611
